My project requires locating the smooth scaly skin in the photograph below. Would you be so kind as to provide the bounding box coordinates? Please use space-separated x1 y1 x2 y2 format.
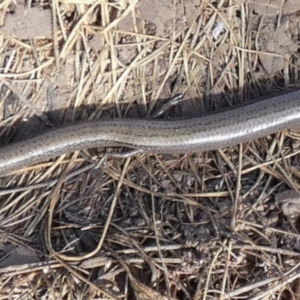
1 90 300 175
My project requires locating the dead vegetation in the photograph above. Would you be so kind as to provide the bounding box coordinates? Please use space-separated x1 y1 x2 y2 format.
0 0 300 299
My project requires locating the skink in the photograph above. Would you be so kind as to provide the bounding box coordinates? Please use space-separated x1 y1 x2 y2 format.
1 89 300 175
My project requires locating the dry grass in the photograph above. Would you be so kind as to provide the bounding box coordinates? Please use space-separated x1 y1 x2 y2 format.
0 0 300 299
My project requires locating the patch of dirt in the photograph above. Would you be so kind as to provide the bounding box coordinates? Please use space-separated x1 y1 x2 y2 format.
119 0 200 37
257 16 298 76
0 2 52 39
243 0 300 15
